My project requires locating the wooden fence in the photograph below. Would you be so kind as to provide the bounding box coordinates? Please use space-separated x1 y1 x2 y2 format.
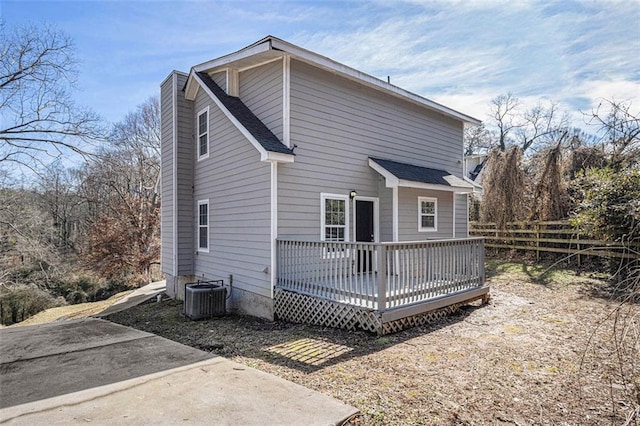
469 220 639 263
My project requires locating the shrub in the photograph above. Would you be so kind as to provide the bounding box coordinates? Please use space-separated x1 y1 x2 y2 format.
0 284 65 326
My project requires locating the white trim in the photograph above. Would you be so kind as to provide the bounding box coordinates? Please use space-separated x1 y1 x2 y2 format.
282 55 291 148
237 56 282 73
418 196 438 233
193 41 273 73
197 199 210 253
452 193 456 238
263 151 294 163
267 38 480 125
184 74 199 100
269 161 278 298
161 69 188 87
171 73 178 275
397 179 472 193
191 72 295 164
320 193 350 242
368 158 474 193
227 68 239 96
192 37 479 125
353 196 379 243
196 106 210 161
392 187 399 242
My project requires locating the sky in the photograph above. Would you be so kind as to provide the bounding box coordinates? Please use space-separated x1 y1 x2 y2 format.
2 0 639 130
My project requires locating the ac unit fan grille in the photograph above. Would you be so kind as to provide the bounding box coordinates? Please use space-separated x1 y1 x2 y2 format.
184 283 226 320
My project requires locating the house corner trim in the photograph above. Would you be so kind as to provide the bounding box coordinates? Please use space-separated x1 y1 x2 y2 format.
282 54 291 147
270 161 278 298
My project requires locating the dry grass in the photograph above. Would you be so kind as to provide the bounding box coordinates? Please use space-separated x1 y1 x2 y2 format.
10 290 134 327
106 262 638 425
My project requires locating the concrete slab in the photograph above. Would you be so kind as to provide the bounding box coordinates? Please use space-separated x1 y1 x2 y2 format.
0 318 357 425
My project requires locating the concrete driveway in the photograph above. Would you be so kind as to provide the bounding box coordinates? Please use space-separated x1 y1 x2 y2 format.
0 318 358 425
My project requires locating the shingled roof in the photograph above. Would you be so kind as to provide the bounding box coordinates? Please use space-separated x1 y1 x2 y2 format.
369 157 473 190
195 72 294 156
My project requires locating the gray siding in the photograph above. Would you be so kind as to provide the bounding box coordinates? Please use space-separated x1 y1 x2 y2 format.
239 60 283 140
378 177 393 242
176 74 195 275
212 71 226 91
160 76 174 275
455 193 469 237
160 72 193 276
192 89 272 298
398 188 453 240
278 59 465 242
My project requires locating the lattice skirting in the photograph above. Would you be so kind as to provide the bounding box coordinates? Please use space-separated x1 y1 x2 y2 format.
274 289 381 333
274 289 476 335
379 303 463 335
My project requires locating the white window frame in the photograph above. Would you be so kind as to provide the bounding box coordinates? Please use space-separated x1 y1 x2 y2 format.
320 193 350 259
197 199 209 253
320 193 350 242
418 196 438 232
197 106 209 161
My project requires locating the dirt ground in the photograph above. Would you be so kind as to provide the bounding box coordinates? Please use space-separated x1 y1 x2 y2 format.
106 261 639 425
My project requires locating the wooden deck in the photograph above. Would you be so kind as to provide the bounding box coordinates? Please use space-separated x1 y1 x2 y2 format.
275 238 489 334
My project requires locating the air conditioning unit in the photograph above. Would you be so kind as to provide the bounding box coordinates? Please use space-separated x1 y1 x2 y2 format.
184 280 227 320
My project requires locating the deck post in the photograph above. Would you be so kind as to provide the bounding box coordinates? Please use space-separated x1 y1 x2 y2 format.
479 238 485 285
377 244 387 312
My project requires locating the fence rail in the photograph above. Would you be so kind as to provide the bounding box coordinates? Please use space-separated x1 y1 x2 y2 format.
470 220 639 261
277 238 485 311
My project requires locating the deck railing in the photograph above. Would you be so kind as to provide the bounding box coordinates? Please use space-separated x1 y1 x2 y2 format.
277 238 485 311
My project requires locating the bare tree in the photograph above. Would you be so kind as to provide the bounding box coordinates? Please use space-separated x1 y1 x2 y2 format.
489 93 569 153
0 23 103 174
79 97 161 284
515 101 569 152
110 96 161 203
464 123 494 156
37 163 84 254
587 99 640 169
490 92 521 151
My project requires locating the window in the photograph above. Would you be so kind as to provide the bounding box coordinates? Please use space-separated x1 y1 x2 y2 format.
321 194 349 242
197 107 209 160
418 197 437 232
197 200 209 252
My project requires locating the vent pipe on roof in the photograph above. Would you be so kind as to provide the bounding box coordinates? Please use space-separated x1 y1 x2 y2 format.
387 76 390 84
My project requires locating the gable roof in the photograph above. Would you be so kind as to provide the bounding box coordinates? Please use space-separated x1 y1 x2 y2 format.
196 72 294 156
369 157 475 193
189 36 481 126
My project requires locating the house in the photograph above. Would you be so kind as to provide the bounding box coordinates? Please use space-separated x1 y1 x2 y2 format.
464 154 486 196
160 36 489 334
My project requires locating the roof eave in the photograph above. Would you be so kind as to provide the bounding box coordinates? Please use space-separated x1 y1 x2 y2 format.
190 36 481 125
190 72 294 163
192 38 273 73
269 38 481 125
397 179 474 193
368 158 475 193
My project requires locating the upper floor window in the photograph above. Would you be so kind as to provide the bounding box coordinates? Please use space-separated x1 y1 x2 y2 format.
418 197 437 232
321 193 349 242
197 107 209 160
197 199 209 252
